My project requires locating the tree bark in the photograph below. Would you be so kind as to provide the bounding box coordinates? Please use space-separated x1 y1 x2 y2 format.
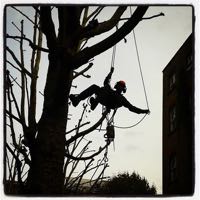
26 50 73 194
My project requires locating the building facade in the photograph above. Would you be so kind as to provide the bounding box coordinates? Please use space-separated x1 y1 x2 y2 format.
162 34 194 195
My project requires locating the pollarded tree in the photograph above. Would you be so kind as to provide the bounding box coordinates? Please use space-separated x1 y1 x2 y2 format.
5 5 149 195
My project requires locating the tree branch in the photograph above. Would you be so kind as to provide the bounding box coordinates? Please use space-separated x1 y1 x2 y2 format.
6 143 23 185
6 110 22 124
7 73 22 89
6 34 49 53
65 143 109 161
66 111 108 145
6 72 22 121
7 86 18 146
6 46 32 78
81 6 89 26
6 60 22 74
80 6 127 40
11 6 37 28
65 121 90 135
89 162 108 192
85 6 104 23
73 62 93 79
65 142 90 186
74 159 93 192
40 6 56 50
6 153 13 181
72 6 148 69
30 10 38 72
142 12 165 20
20 20 26 125
120 12 165 21
29 24 43 130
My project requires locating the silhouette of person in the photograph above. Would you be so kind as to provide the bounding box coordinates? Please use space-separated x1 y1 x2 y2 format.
69 67 150 114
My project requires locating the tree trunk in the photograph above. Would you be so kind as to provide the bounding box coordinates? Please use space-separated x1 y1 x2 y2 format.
24 6 148 195
26 49 73 195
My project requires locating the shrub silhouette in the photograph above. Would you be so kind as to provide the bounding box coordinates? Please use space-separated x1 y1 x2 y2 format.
99 171 157 195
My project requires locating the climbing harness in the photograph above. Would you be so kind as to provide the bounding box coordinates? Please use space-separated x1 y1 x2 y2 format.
103 108 117 151
104 124 115 143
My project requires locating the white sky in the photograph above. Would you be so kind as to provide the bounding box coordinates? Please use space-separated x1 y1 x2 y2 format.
1 1 199 198
69 6 193 194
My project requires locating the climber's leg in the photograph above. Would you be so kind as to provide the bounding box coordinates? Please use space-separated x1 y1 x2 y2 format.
70 85 100 107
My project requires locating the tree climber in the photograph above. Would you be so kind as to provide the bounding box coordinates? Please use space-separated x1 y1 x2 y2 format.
70 67 150 114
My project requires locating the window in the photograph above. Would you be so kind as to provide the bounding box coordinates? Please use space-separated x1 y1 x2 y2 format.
169 73 176 91
169 154 177 183
169 106 176 133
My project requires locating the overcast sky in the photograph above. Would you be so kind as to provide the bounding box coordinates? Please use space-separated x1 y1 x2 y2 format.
4 4 193 196
69 6 192 194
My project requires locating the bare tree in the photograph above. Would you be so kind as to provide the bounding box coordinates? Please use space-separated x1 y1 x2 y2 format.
4 5 149 195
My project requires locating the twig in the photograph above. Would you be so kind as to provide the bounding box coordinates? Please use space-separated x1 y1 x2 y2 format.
8 73 22 89
120 12 165 21
11 6 38 28
6 143 23 185
6 60 22 75
64 150 85 186
12 22 24 36
142 12 165 20
39 91 44 96
7 84 18 146
6 153 13 181
79 39 88 51
66 110 108 145
7 74 22 120
65 143 109 161
6 46 32 78
65 140 91 185
89 163 108 192
32 5 40 14
91 7 104 21
24 73 30 109
71 104 88 153
20 20 26 126
7 34 49 53
74 159 93 193
6 110 22 124
66 122 90 135
30 9 39 71
90 158 104 183
86 6 104 23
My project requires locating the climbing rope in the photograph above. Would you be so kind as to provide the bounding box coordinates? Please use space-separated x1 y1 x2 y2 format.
114 114 147 129
130 6 149 110
105 6 149 129
90 7 149 130
111 44 117 69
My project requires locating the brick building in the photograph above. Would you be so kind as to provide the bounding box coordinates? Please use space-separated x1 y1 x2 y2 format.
162 34 194 195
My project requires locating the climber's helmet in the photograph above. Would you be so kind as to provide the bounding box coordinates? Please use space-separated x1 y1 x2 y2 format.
114 80 127 93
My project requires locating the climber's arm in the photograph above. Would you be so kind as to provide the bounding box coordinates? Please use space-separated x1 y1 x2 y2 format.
122 97 149 114
104 67 114 87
